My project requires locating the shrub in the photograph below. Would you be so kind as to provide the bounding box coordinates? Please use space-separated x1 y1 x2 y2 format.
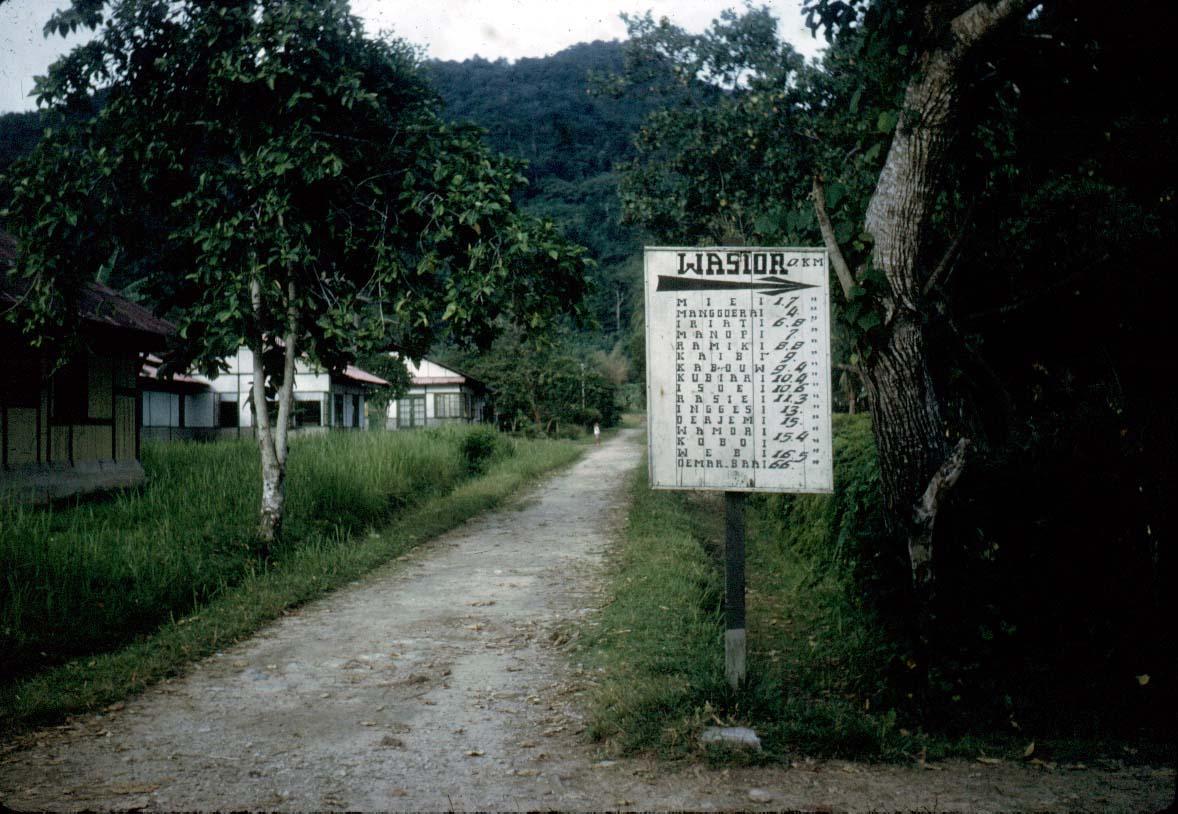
458 425 509 474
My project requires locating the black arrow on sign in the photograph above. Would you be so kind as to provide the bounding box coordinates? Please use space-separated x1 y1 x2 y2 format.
656 275 817 296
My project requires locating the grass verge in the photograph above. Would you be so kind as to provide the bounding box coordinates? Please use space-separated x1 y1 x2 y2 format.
0 432 580 737
580 419 1166 768
576 426 922 763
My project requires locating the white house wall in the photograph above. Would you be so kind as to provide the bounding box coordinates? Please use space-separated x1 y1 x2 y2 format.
184 392 216 428
144 347 372 434
142 390 180 427
386 385 486 429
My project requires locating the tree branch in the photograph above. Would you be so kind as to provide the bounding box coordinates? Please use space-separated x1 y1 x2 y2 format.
949 0 1035 58
833 362 867 385
909 436 971 589
922 201 974 296
914 437 971 530
249 275 275 463
811 174 857 300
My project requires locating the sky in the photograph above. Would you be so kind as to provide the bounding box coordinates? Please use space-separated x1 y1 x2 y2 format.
0 0 824 114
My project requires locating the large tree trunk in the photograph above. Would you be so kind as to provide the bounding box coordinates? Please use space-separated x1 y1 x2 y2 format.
251 335 285 550
814 1 1030 652
862 0 1028 588
850 3 1028 708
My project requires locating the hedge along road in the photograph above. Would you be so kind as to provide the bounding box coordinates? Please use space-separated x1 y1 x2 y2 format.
0 429 1172 812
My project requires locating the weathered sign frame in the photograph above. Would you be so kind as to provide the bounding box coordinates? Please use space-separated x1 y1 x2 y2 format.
644 245 834 494
643 245 834 691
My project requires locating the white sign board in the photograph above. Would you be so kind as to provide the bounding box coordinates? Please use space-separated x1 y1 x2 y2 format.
644 246 833 493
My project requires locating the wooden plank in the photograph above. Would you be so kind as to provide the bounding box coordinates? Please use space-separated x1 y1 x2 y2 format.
115 395 135 461
88 354 113 419
4 409 39 466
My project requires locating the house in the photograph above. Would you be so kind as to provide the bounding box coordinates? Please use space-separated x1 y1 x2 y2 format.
139 347 389 442
385 356 487 429
1 234 173 503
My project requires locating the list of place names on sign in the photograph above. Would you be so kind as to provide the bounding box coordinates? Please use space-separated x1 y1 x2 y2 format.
644 247 833 493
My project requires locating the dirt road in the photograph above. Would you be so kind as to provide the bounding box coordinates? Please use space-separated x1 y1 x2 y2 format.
1 429 1172 811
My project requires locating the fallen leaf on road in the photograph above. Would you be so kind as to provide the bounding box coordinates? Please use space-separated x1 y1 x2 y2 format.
977 756 1003 765
466 750 485 757
1023 740 1035 758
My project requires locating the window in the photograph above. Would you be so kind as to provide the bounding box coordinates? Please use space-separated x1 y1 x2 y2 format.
434 392 466 419
142 391 180 427
351 395 360 428
396 396 425 429
333 394 344 427
218 399 239 428
294 399 322 427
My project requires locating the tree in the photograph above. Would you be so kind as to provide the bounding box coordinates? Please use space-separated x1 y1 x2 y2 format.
620 2 1178 731
619 0 1028 611
442 329 619 434
808 0 1035 607
2 0 589 545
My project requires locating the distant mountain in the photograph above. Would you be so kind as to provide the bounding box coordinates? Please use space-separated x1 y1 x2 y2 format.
426 41 661 338
425 41 653 191
1 42 654 341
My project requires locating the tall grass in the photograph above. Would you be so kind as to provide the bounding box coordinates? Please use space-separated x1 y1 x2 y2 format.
579 417 922 762
0 425 526 682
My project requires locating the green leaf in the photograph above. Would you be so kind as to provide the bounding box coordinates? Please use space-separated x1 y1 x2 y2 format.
857 311 882 331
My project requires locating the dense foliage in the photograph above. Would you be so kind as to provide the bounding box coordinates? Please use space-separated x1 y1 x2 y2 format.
426 42 664 353
617 2 1176 738
2 0 591 539
441 328 621 434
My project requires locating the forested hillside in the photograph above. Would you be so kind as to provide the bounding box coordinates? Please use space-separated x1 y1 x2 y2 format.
425 42 656 345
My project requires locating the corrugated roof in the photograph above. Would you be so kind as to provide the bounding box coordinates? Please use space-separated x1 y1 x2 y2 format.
412 375 468 386
1 231 174 339
406 356 486 391
140 354 211 386
76 281 175 337
339 364 390 387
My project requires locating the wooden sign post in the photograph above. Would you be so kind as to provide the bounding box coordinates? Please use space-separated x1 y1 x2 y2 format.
644 246 833 690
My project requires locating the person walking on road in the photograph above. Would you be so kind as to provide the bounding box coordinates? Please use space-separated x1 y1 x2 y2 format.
593 422 601 445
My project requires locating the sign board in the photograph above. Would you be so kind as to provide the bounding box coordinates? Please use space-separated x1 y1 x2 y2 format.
644 246 833 493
